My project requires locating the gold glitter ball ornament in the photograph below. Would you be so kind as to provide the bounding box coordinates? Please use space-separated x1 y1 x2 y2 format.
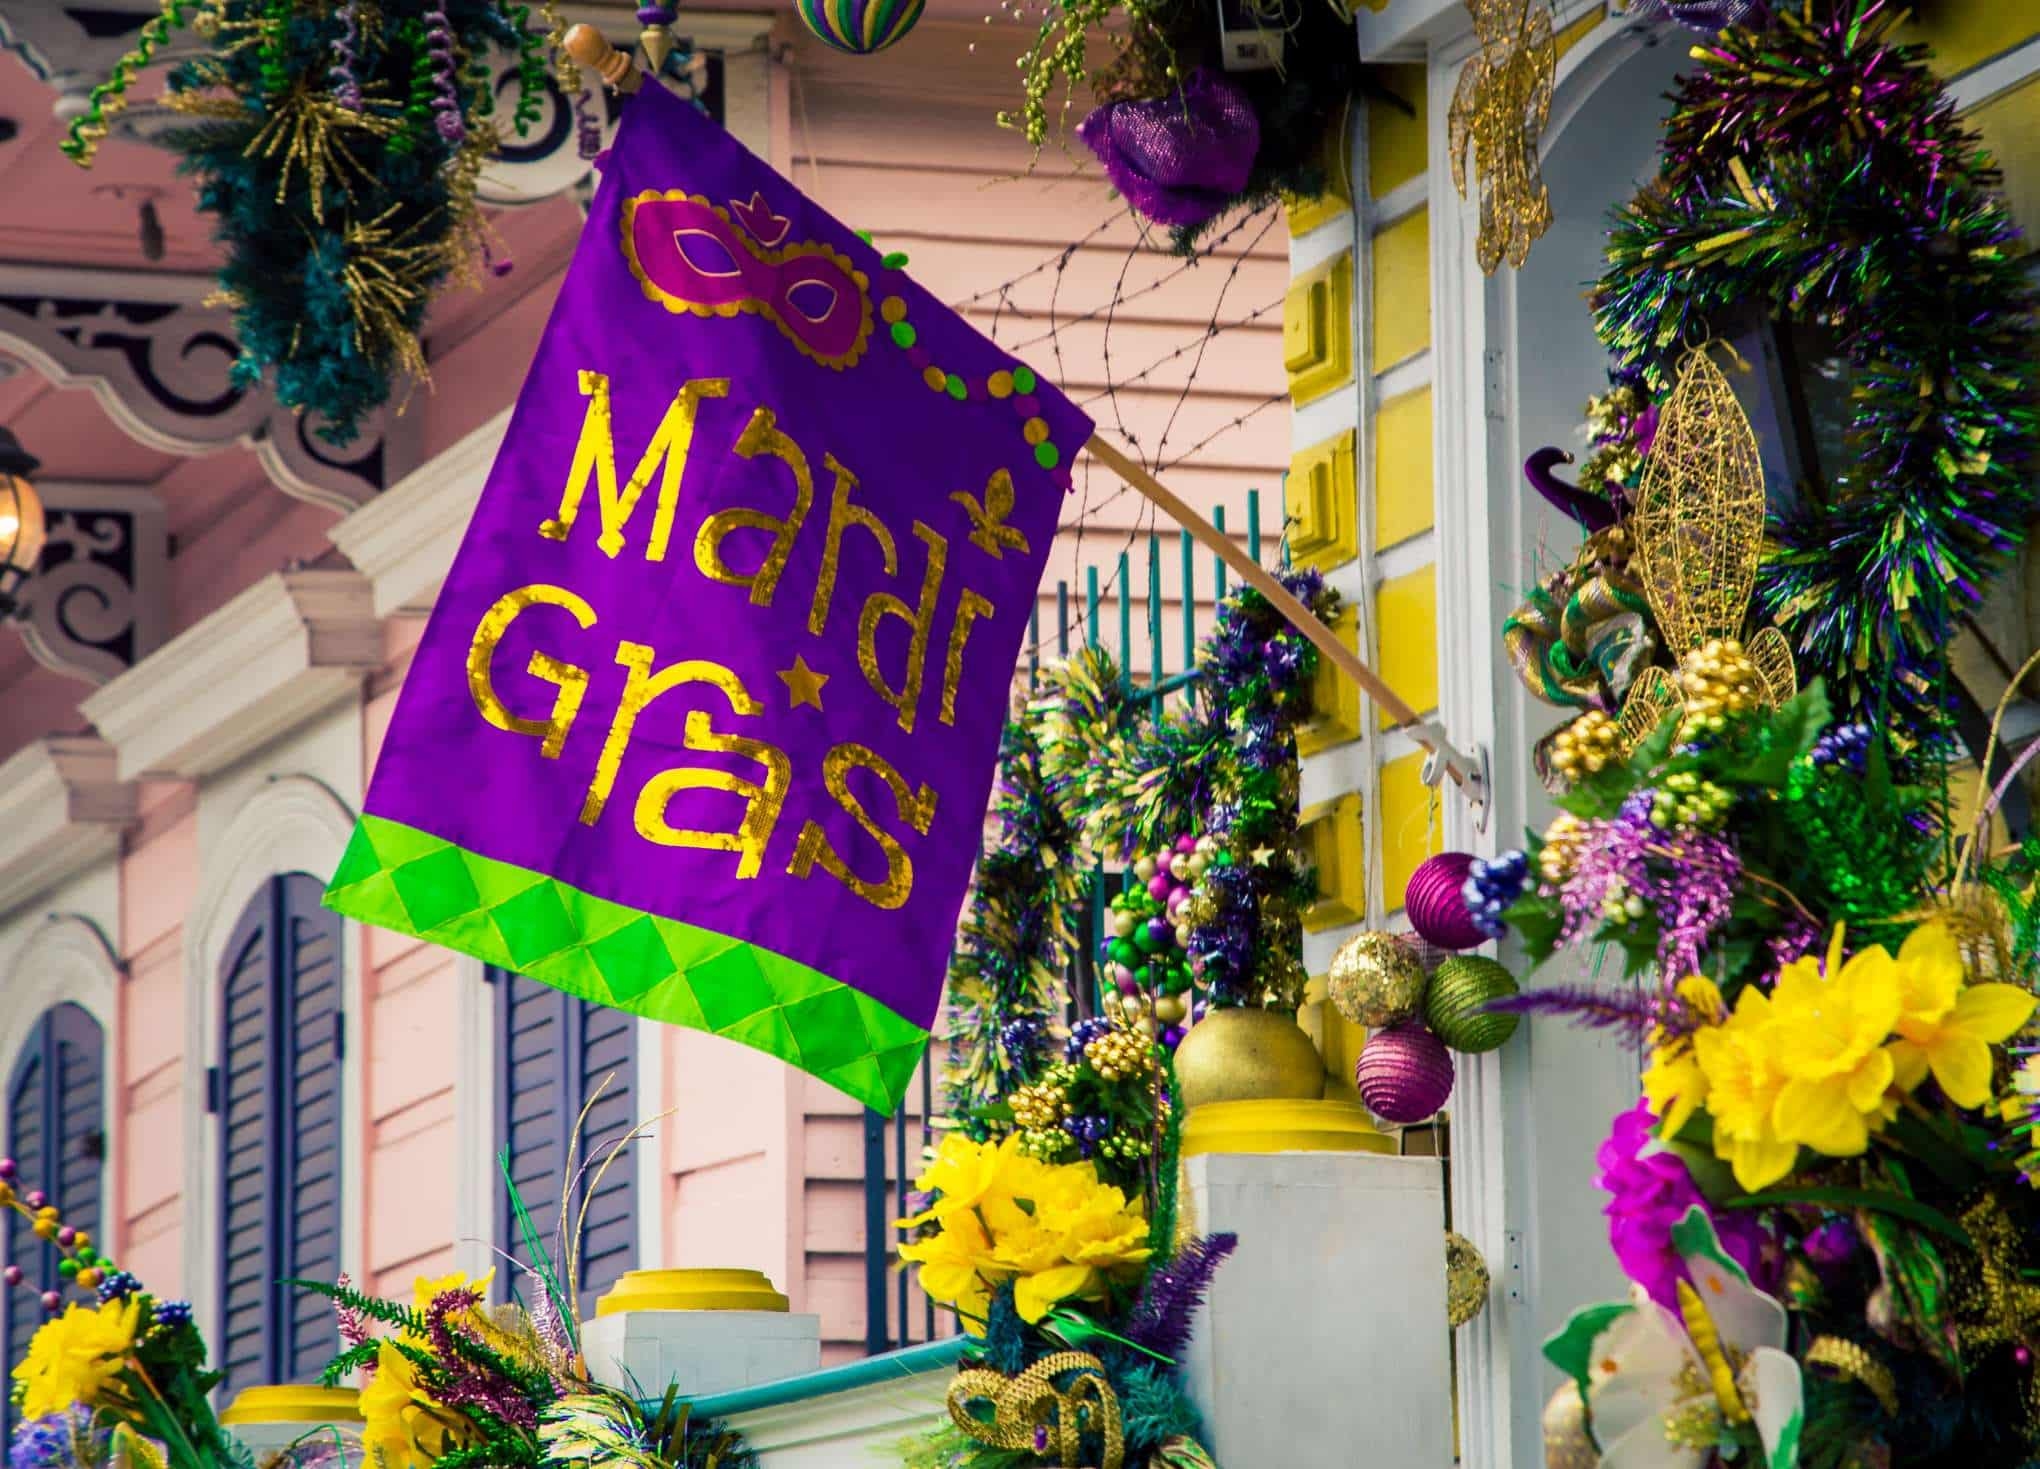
1327 932 1429 1028
1540 1382 1595 1469
1445 1231 1490 1328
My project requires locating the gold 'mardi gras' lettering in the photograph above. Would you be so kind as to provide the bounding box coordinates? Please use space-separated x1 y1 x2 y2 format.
466 370 1034 909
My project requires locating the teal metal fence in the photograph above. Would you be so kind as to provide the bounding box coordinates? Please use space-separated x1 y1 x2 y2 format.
859 486 1276 1356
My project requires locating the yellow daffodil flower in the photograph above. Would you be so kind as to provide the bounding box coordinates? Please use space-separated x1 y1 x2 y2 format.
898 1134 1027 1229
1765 927 1900 1158
1876 917 2035 1109
12 1296 142 1419
358 1340 481 1469
896 1133 1149 1331
1693 990 1797 1191
1643 1041 1709 1140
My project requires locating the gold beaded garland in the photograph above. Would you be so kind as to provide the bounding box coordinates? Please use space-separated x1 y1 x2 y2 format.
1675 637 1763 735
1326 932 1429 1028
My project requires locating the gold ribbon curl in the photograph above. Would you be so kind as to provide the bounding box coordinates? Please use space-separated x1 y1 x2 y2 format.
946 1351 1125 1469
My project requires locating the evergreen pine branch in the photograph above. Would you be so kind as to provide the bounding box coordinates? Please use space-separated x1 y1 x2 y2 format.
286 1278 428 1337
316 1340 382 1387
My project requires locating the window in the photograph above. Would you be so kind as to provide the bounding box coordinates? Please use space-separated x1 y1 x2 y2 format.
2 1003 105 1440
492 969 638 1320
215 874 343 1394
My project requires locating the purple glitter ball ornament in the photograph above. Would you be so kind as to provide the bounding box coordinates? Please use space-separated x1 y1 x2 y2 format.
1076 69 1260 232
1356 1023 1454 1124
1407 852 1484 951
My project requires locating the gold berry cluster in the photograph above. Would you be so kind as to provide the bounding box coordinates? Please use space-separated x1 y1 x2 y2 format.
1550 709 1621 782
1538 813 1589 885
1676 639 1762 734
1083 1026 1155 1082
1651 771 1733 831
1010 1074 1070 1133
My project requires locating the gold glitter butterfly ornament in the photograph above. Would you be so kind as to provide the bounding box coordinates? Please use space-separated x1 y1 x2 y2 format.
1448 0 1557 274
1615 345 1798 753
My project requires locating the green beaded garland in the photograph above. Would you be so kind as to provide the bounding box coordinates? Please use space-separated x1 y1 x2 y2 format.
1424 956 1520 1054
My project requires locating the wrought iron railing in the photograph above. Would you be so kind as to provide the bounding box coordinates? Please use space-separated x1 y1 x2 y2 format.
857 489 1270 1355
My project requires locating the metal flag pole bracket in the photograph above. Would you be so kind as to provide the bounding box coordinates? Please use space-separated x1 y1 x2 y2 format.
1420 733 1490 835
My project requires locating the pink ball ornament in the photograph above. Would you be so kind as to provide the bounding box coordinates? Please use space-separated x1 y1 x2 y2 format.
1147 873 1174 902
39 1290 60 1315
56 1227 75 1248
1166 887 1189 915
1175 835 1197 854
0 1159 15 1180
1406 852 1486 951
2 1265 20 1287
1356 1023 1455 1124
24 1191 45 1210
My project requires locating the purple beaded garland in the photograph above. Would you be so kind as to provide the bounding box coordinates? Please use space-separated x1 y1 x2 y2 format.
1356 1022 1455 1124
1405 852 1486 951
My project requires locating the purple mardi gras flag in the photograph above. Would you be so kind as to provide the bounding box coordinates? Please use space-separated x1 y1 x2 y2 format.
323 80 1088 1113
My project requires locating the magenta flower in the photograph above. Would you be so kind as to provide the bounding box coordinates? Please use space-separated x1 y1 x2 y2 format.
1596 1099 1769 1309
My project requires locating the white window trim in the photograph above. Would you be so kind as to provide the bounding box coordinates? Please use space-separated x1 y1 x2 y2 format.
0 913 124 1259
180 774 365 1342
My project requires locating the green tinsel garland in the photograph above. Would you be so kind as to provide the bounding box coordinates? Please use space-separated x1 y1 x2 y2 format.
67 0 551 444
1592 0 2040 732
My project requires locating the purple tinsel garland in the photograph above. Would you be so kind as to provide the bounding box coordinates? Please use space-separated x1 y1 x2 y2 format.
330 0 363 111
422 1 465 145
426 1288 541 1425
1123 1232 1237 1358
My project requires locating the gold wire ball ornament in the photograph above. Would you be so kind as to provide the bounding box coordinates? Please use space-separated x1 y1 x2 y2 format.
1617 344 1798 753
1448 0 1556 275
1327 931 1429 1028
1445 1231 1490 1328
946 1351 1125 1469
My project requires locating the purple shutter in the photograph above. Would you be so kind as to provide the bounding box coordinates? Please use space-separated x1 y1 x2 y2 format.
3 1003 105 1440
492 969 637 1320
218 875 343 1395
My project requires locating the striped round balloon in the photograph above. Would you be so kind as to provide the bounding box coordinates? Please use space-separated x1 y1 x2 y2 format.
797 0 924 53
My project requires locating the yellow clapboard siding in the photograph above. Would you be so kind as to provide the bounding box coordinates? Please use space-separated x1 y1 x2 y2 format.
1380 748 1444 913
1299 604 1363 755
1302 793 1368 931
1375 565 1439 730
1371 207 1431 374
1967 76 2040 253
1368 64 1429 199
1287 120 1355 235
1903 6 2040 79
1374 385 1435 550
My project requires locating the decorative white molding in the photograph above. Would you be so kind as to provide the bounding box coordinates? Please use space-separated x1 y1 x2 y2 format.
0 737 137 917
0 912 125 1258
0 264 387 514
721 1370 951 1466
328 409 509 616
180 774 365 1339
81 570 381 782
15 482 170 685
454 955 498 1283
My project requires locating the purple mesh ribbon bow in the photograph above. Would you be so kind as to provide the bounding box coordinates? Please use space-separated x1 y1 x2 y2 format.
1077 69 1259 232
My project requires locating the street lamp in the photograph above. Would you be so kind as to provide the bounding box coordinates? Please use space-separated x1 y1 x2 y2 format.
0 426 45 620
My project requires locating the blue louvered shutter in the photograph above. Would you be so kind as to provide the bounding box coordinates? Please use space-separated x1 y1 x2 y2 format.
492 970 637 1320
2 1004 105 1440
217 875 343 1395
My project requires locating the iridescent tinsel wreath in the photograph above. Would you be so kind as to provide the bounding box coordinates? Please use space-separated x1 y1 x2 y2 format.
1591 0 2040 736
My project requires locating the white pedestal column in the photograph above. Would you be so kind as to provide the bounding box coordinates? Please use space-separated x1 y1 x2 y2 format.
1182 1144 1453 1468
580 1269 822 1399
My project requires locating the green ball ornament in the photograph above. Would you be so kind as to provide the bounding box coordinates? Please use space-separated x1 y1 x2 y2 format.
57 1259 78 1280
1109 938 1136 966
1327 931 1428 1027
1424 956 1520 1054
1134 924 1162 955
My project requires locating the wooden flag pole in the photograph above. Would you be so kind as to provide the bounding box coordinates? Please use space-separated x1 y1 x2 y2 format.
563 21 1488 818
1083 434 1485 806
